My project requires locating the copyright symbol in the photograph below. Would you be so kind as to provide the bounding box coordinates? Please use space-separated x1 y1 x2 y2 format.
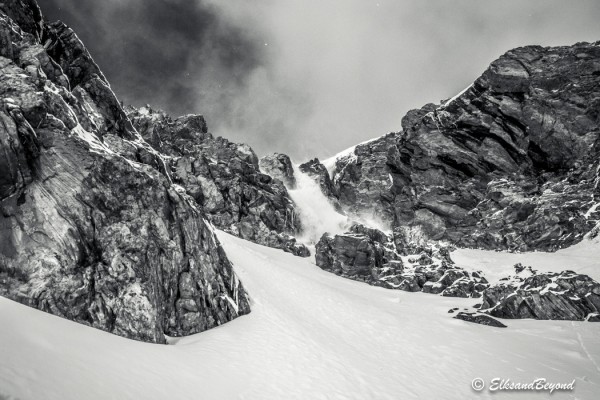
472 378 485 391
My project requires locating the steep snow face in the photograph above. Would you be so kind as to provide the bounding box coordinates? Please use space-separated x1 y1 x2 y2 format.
286 166 348 243
1 231 599 400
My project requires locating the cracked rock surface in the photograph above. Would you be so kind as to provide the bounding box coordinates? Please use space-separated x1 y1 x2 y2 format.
0 1 249 343
315 224 488 298
327 43 600 252
127 106 310 258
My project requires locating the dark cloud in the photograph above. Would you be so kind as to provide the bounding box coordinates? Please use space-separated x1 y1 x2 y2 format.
37 1 600 160
38 0 264 116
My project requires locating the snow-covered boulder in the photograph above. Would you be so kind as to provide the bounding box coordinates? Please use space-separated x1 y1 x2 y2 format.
482 270 600 321
315 224 488 297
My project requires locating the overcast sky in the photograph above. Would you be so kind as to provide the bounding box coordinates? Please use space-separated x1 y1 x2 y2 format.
39 0 600 160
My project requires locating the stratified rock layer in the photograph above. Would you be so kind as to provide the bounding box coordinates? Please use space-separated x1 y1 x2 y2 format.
482 270 600 321
329 43 600 251
0 1 249 343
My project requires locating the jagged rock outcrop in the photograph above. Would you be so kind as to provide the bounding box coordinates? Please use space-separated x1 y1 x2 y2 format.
298 158 343 213
330 134 396 223
43 20 109 89
0 0 42 41
299 158 337 198
315 224 600 321
481 269 600 321
315 224 401 282
0 1 250 343
315 224 488 297
127 106 310 258
259 153 296 189
327 42 600 252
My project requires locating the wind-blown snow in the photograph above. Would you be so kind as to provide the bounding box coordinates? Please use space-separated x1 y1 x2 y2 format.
321 134 385 176
321 146 356 176
439 83 473 109
286 166 348 243
1 231 599 400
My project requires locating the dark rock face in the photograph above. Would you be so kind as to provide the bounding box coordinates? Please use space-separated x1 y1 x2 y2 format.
330 134 396 224
315 224 400 281
299 158 339 201
43 21 109 89
482 270 600 321
0 1 250 343
127 106 310 258
327 43 600 251
315 224 488 297
259 153 296 189
454 312 507 328
298 158 344 213
0 0 42 41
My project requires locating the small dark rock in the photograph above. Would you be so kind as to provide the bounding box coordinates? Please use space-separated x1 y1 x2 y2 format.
454 312 507 328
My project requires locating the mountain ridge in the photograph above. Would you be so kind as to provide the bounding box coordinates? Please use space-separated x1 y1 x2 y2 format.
1 0 599 344
311 41 600 252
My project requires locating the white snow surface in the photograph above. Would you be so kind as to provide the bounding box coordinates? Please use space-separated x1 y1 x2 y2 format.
452 234 600 284
287 166 348 243
1 231 600 400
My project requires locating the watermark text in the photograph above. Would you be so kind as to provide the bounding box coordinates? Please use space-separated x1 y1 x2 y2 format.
471 377 575 394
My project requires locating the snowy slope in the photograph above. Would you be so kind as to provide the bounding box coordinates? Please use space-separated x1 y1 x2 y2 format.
1 231 599 400
452 234 600 283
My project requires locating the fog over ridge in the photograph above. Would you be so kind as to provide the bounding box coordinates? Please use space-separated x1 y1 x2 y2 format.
40 0 600 160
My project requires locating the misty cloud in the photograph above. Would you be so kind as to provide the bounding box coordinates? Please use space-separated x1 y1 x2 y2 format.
39 0 600 160
39 0 265 124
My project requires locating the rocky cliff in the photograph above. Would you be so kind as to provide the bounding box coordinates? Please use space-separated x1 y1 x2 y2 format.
316 224 489 298
2 0 600 339
0 0 250 343
127 106 310 257
311 41 600 323
326 42 600 252
316 224 600 322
